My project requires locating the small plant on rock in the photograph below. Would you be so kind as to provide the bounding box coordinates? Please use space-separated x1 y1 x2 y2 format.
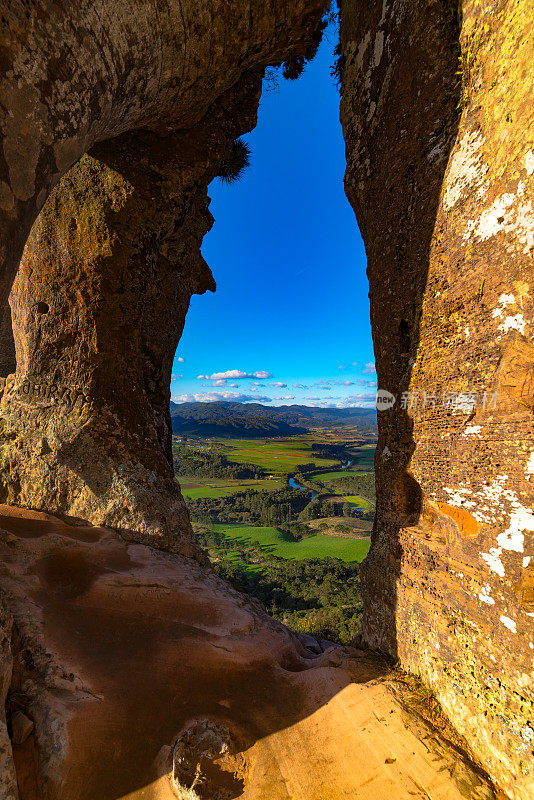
216 138 251 185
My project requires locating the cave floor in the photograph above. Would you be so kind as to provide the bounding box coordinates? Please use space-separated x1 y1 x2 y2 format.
0 505 496 800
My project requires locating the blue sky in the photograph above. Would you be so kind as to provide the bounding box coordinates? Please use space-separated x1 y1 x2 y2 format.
171 23 376 408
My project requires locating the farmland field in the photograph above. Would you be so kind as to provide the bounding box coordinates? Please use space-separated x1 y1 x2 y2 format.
313 469 353 482
213 523 371 563
178 477 283 499
173 410 377 644
343 495 370 509
312 468 370 482
305 516 373 536
312 453 374 483
180 485 228 499
351 445 375 468
217 436 339 474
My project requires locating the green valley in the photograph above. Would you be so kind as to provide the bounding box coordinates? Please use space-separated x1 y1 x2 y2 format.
212 523 370 562
172 404 377 645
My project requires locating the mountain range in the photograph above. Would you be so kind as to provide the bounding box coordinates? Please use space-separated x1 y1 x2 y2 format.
170 401 377 437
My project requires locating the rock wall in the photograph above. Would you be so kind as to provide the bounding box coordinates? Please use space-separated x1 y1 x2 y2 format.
0 76 261 555
340 1 534 796
0 0 532 796
0 0 327 309
0 602 17 800
0 4 330 790
0 0 329 550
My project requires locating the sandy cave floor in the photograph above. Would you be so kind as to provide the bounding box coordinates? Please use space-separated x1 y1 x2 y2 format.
0 505 497 800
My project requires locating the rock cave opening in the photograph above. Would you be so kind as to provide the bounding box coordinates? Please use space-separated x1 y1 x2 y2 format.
0 1 532 798
175 12 370 420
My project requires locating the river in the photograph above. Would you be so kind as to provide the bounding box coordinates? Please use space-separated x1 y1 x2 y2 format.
288 476 317 500
289 457 352 502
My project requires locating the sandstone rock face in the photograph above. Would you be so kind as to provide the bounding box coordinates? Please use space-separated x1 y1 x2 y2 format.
0 601 18 800
0 5 339 794
0 505 497 799
340 1 534 797
0 76 264 554
0 0 327 309
0 0 327 550
0 0 532 796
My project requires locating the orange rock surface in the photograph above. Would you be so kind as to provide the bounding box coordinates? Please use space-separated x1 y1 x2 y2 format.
0 505 495 799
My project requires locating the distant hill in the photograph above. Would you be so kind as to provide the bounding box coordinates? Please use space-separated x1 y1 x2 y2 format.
170 401 377 437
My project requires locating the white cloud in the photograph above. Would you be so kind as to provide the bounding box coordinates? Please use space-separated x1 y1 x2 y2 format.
363 362 376 374
303 393 376 409
292 383 308 389
212 379 227 386
171 374 183 380
304 399 335 407
274 395 295 401
342 380 353 386
337 365 346 370
196 369 272 381
338 394 376 407
172 391 272 403
269 382 287 388
177 357 185 363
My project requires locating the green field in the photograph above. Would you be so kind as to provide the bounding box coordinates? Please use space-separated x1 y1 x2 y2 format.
181 486 227 499
313 468 371 482
178 477 283 499
217 437 339 474
343 495 370 509
213 523 370 563
351 445 375 466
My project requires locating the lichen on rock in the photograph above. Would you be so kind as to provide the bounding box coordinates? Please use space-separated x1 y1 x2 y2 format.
339 1 534 797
